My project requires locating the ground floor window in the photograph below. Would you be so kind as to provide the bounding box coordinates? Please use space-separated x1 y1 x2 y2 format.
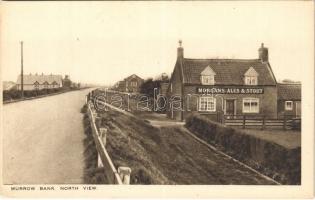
285 101 293 110
199 96 216 112
242 98 259 113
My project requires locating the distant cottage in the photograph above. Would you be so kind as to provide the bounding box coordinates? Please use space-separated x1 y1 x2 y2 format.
166 41 301 121
16 73 63 91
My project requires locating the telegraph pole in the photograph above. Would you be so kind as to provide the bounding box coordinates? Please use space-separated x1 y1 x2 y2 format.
20 41 24 98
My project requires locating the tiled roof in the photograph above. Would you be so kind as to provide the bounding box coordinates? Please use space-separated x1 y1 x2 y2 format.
180 58 276 85
277 84 301 100
16 74 63 85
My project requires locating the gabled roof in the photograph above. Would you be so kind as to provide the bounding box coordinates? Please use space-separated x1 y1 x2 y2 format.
16 74 63 85
201 66 216 75
124 74 144 82
179 58 276 85
244 67 259 76
277 84 301 100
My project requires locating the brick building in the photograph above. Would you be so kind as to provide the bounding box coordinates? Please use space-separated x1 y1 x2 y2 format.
114 74 144 93
166 41 279 121
277 83 301 118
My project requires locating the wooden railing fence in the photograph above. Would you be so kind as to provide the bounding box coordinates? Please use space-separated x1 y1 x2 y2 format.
86 95 132 184
223 114 301 130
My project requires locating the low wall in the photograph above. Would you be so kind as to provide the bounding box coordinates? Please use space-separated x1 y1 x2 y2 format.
185 114 301 185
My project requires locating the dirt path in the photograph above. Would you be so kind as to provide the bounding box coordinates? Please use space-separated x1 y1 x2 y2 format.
3 89 92 184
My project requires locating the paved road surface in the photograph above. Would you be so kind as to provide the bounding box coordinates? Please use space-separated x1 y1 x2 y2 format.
3 89 92 184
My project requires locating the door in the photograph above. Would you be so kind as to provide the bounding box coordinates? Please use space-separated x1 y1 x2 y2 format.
225 99 235 116
296 101 301 117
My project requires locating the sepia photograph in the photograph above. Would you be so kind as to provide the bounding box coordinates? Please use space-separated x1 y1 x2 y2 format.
0 1 314 198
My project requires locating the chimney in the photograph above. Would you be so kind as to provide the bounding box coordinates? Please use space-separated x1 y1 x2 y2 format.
258 43 268 63
177 40 184 60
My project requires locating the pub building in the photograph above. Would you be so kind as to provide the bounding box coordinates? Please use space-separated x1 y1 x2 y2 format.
166 41 279 121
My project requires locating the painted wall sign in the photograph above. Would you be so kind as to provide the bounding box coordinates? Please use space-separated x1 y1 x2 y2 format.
196 87 264 94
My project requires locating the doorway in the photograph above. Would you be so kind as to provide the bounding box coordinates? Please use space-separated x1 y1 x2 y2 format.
225 99 236 116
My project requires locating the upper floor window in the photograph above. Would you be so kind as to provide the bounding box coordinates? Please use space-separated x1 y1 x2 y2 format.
244 67 258 85
130 81 137 87
201 75 215 85
245 76 257 85
200 66 216 85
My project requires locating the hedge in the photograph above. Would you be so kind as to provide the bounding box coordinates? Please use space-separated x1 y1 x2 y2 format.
185 113 301 185
3 88 73 102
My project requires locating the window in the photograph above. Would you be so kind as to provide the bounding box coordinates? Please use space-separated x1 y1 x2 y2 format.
200 66 216 85
199 96 216 112
130 81 137 87
243 98 259 113
285 101 293 110
244 67 258 85
201 75 215 85
245 76 258 85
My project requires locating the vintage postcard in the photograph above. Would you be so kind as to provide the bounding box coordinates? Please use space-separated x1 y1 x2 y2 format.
0 1 314 198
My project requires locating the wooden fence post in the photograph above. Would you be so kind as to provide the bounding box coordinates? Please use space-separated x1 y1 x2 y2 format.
243 115 246 129
118 166 132 185
262 115 266 130
222 114 225 125
283 115 287 130
97 152 103 168
99 128 107 146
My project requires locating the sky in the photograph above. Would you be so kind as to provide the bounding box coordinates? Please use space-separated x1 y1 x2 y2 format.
1 1 313 85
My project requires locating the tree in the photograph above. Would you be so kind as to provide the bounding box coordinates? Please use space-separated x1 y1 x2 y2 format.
140 78 161 98
62 75 72 88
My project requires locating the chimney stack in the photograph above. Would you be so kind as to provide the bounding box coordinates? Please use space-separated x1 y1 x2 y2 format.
177 40 184 60
258 43 268 63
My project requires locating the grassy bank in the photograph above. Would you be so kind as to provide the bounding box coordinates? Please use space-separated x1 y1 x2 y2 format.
94 108 275 185
185 114 301 185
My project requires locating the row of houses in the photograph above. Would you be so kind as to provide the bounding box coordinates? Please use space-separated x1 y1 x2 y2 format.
165 41 301 120
15 73 75 91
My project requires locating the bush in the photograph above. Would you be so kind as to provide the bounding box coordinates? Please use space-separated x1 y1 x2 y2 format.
3 91 13 101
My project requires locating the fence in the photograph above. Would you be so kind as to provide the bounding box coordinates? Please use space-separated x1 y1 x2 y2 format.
86 98 131 184
223 114 301 130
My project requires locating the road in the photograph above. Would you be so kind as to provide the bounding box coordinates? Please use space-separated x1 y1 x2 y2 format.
2 89 91 184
